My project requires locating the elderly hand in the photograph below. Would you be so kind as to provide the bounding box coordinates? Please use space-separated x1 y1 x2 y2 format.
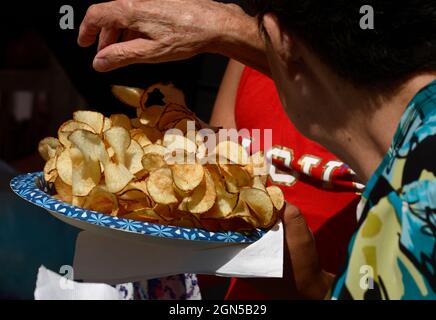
78 0 266 73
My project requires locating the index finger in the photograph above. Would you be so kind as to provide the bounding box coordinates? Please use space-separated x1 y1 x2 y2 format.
78 2 129 48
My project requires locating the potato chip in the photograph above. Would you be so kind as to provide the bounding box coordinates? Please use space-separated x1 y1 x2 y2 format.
103 117 112 132
119 198 151 213
83 186 119 215
68 129 110 164
173 118 191 134
203 165 238 218
70 147 102 196
104 162 135 194
239 187 274 228
69 130 132 193
214 140 249 165
54 177 72 203
142 144 168 157
56 148 72 185
251 176 267 191
73 111 105 134
72 196 86 207
153 204 180 221
245 151 268 176
38 137 61 161
139 126 163 143
266 186 285 211
142 153 166 173
43 156 58 183
140 83 186 108
146 167 178 205
170 215 202 229
122 209 162 223
125 139 144 174
58 120 94 147
220 217 256 231
110 114 132 131
130 118 142 128
111 85 144 108
158 109 190 131
220 165 251 189
165 103 191 114
125 180 149 196
104 126 131 165
187 168 216 215
130 128 152 148
171 163 204 192
138 105 165 127
163 131 197 155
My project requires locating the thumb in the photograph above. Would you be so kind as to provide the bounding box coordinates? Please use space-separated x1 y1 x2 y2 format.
281 203 328 298
93 38 151 72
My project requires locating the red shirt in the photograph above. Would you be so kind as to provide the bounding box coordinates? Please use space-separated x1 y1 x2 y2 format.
226 67 360 299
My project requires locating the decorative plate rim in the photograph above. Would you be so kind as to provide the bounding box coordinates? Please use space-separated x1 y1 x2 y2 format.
10 172 266 244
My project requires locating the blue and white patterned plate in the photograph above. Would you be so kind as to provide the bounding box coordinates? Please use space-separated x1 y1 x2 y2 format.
10 172 266 245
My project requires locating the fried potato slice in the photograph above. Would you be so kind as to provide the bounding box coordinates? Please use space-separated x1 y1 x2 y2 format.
104 126 131 165
130 128 152 148
142 153 166 173
54 177 72 203
187 168 216 215
220 164 251 188
214 140 249 165
171 163 204 192
70 147 102 197
137 105 165 127
111 85 144 108
141 83 186 109
83 186 119 215
58 120 94 148
140 126 163 143
73 111 105 134
239 187 274 228
142 144 168 157
125 139 144 174
163 131 197 154
103 117 112 132
68 129 110 164
56 148 73 185
110 114 132 131
69 130 133 193
146 167 178 205
245 151 269 176
44 156 58 183
122 209 162 223
103 162 135 194
203 166 238 218
266 186 285 211
38 137 61 161
252 176 267 191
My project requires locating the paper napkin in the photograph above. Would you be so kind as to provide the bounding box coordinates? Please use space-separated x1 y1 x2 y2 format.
73 221 284 284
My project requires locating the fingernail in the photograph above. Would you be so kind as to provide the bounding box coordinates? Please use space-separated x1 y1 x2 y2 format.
93 57 108 71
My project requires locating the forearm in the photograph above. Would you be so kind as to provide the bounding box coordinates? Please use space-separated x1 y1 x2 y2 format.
208 3 269 76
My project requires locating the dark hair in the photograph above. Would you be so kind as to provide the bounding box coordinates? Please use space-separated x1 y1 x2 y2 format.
252 0 436 90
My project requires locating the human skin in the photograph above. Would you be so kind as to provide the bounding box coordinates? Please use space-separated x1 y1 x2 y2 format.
77 0 268 74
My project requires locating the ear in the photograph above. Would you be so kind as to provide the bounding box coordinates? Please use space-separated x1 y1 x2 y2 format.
263 13 298 65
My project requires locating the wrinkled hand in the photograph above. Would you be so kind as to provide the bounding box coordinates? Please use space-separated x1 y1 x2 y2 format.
282 203 334 299
78 0 247 72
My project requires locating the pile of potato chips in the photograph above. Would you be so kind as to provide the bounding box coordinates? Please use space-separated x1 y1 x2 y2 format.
38 84 284 232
